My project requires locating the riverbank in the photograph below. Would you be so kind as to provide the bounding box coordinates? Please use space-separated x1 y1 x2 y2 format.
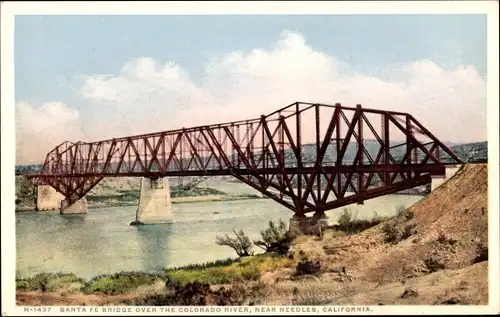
15 174 426 213
15 254 488 306
15 164 489 305
15 174 266 212
14 194 266 212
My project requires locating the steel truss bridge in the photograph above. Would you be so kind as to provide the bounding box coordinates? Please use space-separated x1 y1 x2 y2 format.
25 102 463 216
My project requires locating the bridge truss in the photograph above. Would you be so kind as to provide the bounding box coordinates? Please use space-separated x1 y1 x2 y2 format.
27 102 463 215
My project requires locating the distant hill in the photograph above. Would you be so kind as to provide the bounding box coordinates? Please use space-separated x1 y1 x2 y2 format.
280 140 487 165
449 141 488 162
15 164 43 175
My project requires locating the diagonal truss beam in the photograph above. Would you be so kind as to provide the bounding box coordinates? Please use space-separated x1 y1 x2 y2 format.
27 102 463 213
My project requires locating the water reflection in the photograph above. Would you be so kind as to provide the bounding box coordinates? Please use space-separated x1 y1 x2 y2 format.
134 224 173 272
58 214 87 226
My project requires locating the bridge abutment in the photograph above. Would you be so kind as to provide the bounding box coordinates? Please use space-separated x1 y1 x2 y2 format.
132 177 173 225
431 165 462 191
36 185 65 211
36 185 88 214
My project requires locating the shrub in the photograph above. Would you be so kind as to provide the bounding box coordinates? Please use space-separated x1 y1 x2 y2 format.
437 232 447 244
253 219 292 255
335 210 388 234
404 210 415 220
397 205 415 220
213 284 248 306
83 271 165 295
400 288 419 298
337 209 353 230
440 298 462 305
135 281 210 306
424 258 445 273
473 245 488 263
16 273 85 292
216 229 253 257
132 281 266 306
16 273 51 292
382 223 400 244
437 232 457 246
401 223 417 240
295 260 321 276
396 205 407 216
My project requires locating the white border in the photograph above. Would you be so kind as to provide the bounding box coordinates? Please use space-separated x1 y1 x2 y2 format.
1 1 499 315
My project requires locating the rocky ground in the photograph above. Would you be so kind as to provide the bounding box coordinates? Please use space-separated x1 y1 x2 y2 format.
16 164 489 306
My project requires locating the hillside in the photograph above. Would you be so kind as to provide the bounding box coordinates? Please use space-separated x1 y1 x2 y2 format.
268 163 488 305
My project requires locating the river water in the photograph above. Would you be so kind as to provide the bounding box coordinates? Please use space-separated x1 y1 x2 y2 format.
15 180 424 279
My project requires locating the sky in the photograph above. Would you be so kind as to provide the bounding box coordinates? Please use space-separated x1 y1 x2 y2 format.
14 14 488 165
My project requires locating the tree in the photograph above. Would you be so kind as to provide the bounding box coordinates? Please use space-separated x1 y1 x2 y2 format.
215 229 253 257
253 219 291 255
19 177 35 197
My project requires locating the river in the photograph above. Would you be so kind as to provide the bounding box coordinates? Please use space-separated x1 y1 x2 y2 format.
15 180 424 279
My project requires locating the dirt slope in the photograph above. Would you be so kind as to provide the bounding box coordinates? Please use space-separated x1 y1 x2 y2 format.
278 163 489 305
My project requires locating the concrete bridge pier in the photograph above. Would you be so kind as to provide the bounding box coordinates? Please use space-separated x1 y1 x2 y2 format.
431 164 462 191
36 185 88 214
61 197 88 214
289 211 329 237
132 177 173 225
36 185 65 211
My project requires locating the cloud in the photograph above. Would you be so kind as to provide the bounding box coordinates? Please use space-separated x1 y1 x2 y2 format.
15 101 85 164
16 30 487 164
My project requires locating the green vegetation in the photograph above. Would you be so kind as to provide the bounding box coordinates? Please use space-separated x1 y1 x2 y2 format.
166 257 237 271
86 192 139 203
170 186 225 198
83 272 166 295
382 223 400 243
335 209 390 234
215 220 293 259
15 253 291 298
397 205 415 220
15 176 35 206
253 219 291 254
164 253 293 286
381 206 417 244
85 187 261 205
16 273 85 292
450 141 488 162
